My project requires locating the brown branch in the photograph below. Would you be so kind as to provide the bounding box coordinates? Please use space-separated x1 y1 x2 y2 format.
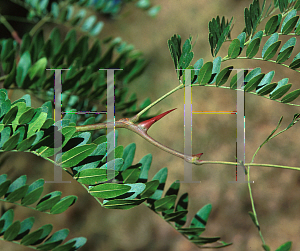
75 109 203 165
0 15 22 45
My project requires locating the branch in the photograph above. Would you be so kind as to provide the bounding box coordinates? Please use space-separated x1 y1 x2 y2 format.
75 108 204 164
75 109 300 171
0 15 22 44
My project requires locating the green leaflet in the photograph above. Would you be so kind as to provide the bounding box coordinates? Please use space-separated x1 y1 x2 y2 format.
81 15 96 31
27 112 48 138
5 185 28 202
114 145 124 158
19 95 31 107
208 56 221 84
89 183 131 199
121 165 141 183
262 244 271 251
52 237 87 251
244 0 261 36
138 153 152 182
263 41 281 60
246 38 261 58
193 58 204 82
0 209 14 235
168 34 181 76
18 107 35 124
70 9 86 26
39 126 76 159
4 61 16 88
82 40 101 66
165 180 180 197
189 236 221 244
16 51 31 87
0 127 11 149
75 168 117 185
21 179 44 206
2 132 21 151
36 228 69 250
154 195 177 212
281 9 298 34
36 191 62 212
208 16 233 56
277 46 294 63
90 21 104 36
243 73 265 92
216 66 233 86
177 227 206 236
67 35 89 65
289 52 300 69
276 37 296 63
18 217 35 239
281 89 300 103
149 167 168 201
21 224 53 245
4 221 21 241
50 195 77 214
163 210 188 222
230 70 249 89
11 102 27 131
58 144 97 168
265 14 282 35
275 241 292 251
103 144 123 162
190 203 212 228
295 21 300 34
228 38 240 58
1 39 14 62
262 33 279 59
237 32 246 52
257 71 275 88
27 57 47 80
179 36 194 69
270 78 290 99
282 15 299 34
278 0 289 13
244 67 261 82
103 198 145 210
121 142 136 171
5 175 28 203
257 83 277 95
296 0 300 10
100 158 124 172
198 61 213 85
138 180 159 199
51 2 59 18
215 17 233 56
3 106 18 125
116 183 146 200
175 193 188 228
0 179 11 198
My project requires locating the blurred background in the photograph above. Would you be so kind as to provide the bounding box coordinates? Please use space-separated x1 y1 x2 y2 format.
1 0 300 250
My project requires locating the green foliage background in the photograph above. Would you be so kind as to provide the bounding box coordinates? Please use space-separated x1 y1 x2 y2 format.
0 0 300 250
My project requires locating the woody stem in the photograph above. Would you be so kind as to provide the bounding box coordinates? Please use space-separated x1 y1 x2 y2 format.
75 118 200 164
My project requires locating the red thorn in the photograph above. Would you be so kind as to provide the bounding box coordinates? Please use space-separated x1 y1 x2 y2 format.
193 153 203 158
138 108 177 132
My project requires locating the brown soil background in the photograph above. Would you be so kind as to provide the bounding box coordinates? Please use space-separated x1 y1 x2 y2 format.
1 0 300 250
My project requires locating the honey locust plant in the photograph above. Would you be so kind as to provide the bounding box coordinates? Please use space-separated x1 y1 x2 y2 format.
0 0 300 250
